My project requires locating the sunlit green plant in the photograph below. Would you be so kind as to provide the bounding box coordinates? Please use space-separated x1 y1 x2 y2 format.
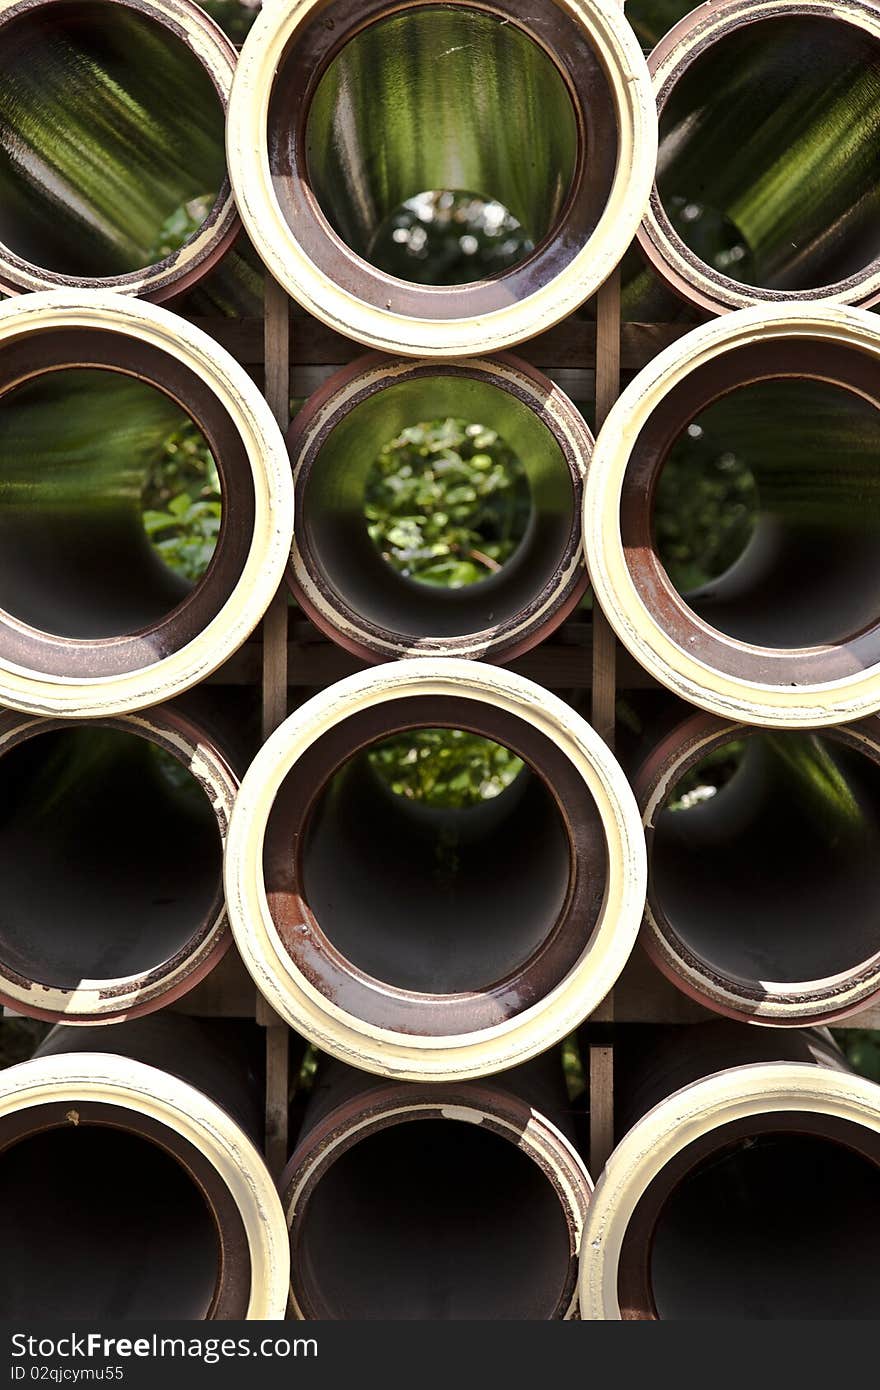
367 729 523 809
365 417 530 588
141 418 221 583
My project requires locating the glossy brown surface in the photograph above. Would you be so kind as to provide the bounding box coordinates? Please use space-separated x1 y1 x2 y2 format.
613 1023 880 1320
262 695 608 1037
287 354 589 662
0 704 236 1021
639 714 880 1022
0 327 254 680
266 0 616 314
0 0 238 299
621 338 880 686
283 1058 589 1320
640 1 880 310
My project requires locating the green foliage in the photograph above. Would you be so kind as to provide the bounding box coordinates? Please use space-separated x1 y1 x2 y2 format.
197 0 259 44
370 190 532 285
655 426 758 592
562 1034 587 1103
838 1030 880 1084
667 741 746 812
141 418 221 583
367 729 523 809
365 417 530 588
146 192 214 263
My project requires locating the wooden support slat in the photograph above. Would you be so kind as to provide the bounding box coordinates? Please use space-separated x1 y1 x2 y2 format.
261 276 291 741
589 263 622 1177
188 313 689 374
204 624 657 689
259 275 292 1176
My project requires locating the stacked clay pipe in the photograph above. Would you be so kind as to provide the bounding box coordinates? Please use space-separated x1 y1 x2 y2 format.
0 0 878 1324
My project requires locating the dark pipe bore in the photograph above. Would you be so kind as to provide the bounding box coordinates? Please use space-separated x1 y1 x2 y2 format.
0 0 227 281
301 733 568 994
293 364 583 656
0 367 215 640
651 1130 880 1320
0 725 222 989
654 378 880 650
651 11 880 297
262 694 608 1037
301 6 578 282
258 0 619 336
295 1116 572 1320
619 336 880 693
651 729 880 990
0 1125 220 1319
607 1023 880 1320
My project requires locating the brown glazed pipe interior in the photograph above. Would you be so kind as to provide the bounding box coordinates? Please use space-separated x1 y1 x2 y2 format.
612 1024 880 1320
621 338 880 686
640 7 880 307
0 0 237 299
289 357 586 661
617 1111 880 1320
266 0 617 312
0 1107 242 1318
639 715 880 1015
262 695 608 1036
285 1070 583 1320
2 1016 269 1319
0 328 255 679
0 711 226 1010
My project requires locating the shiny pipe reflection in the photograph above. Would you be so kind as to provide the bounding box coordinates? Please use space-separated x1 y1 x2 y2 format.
0 0 236 298
288 355 590 663
580 1022 880 1320
0 705 237 1023
303 5 578 280
0 291 294 718
638 713 880 1023
0 1017 289 1319
641 1 880 310
282 1056 591 1320
0 367 196 640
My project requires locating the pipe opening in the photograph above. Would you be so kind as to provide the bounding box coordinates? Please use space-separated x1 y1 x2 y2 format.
0 0 227 280
365 416 531 590
295 1117 571 1319
301 6 578 283
655 14 880 294
301 727 569 993
0 367 222 640
0 726 223 989
653 731 880 986
300 374 574 639
367 729 524 806
368 190 533 286
636 372 880 652
0 1124 220 1318
650 1129 880 1319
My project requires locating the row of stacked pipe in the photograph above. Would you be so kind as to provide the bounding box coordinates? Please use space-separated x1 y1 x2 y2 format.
0 0 879 1322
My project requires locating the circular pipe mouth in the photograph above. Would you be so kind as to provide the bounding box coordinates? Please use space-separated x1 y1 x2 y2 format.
0 291 293 717
225 659 646 1080
288 355 590 662
584 304 880 727
580 1062 880 1320
0 0 239 301
0 1052 289 1319
639 0 880 314
282 1081 591 1320
227 0 657 356
638 713 880 1024
0 706 236 1023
